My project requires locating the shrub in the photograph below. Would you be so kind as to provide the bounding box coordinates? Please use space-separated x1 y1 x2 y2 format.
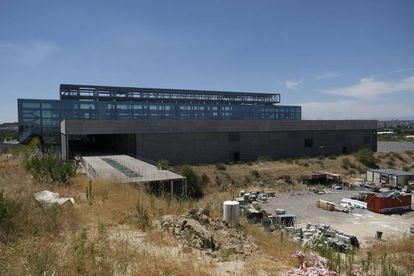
215 163 226 171
341 158 352 169
0 191 18 240
201 173 210 185
133 202 152 231
279 175 293 184
85 181 94 205
257 155 273 162
250 169 260 178
25 154 77 184
7 137 41 156
356 149 377 168
181 165 203 198
157 159 170 170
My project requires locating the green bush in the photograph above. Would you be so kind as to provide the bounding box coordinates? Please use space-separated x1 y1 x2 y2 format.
26 154 77 184
355 149 377 168
181 165 203 198
133 202 152 231
0 191 17 238
257 155 273 162
215 163 226 171
0 131 17 142
157 159 170 170
8 137 41 156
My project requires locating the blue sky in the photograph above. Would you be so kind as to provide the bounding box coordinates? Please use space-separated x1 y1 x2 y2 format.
1 0 413 122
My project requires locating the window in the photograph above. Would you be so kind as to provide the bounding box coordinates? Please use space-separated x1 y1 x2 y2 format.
304 138 313 148
22 102 40 108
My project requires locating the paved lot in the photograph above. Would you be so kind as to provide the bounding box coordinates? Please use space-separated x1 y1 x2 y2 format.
262 189 414 246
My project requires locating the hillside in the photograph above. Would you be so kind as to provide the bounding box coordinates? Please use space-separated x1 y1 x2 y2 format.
0 149 413 275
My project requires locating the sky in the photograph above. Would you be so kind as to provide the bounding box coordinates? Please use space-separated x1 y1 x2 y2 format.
1 0 414 122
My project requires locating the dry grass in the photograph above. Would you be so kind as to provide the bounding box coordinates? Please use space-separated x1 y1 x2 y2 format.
359 236 414 274
243 222 301 267
191 151 414 191
1 150 413 275
0 157 217 275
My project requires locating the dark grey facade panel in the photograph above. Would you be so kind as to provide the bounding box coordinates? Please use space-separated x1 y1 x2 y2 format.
61 119 377 135
61 119 377 164
132 129 376 164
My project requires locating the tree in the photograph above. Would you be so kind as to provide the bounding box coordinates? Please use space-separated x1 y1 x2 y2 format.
356 148 377 168
181 165 203 198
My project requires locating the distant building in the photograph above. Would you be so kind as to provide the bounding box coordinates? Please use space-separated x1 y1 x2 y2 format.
19 84 377 164
366 168 414 187
377 131 395 136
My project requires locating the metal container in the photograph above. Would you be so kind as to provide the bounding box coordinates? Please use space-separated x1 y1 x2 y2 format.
223 200 240 226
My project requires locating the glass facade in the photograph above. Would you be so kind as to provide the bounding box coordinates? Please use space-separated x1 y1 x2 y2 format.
18 85 302 146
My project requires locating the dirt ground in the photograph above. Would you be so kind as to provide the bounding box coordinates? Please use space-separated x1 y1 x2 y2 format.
262 189 414 247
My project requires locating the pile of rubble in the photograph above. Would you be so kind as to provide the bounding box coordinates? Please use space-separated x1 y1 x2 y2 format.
316 198 367 213
159 208 257 260
235 189 275 204
293 223 359 253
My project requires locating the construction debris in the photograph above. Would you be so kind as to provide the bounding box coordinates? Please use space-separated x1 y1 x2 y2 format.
304 171 342 185
290 251 336 275
294 223 359 253
159 208 257 261
340 198 367 209
34 190 75 206
316 199 336 211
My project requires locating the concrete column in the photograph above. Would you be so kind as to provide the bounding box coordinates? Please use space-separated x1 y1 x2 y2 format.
61 133 69 160
170 180 174 196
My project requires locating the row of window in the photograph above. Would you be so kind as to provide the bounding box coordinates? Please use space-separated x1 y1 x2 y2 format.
22 101 300 113
18 99 302 142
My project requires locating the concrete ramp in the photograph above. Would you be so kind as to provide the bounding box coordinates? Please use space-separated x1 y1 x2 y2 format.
81 155 185 184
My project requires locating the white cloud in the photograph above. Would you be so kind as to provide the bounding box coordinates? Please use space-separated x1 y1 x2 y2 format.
326 75 414 99
314 71 341 80
300 99 414 119
0 41 59 66
285 79 303 90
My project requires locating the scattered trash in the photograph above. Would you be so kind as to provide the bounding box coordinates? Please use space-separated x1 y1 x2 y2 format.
290 251 336 275
375 231 383 240
341 198 367 209
359 183 380 192
34 190 75 206
295 224 359 253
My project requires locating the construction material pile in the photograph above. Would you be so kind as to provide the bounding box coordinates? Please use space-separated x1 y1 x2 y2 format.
290 251 336 275
159 208 257 260
316 198 367 213
293 223 359 253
